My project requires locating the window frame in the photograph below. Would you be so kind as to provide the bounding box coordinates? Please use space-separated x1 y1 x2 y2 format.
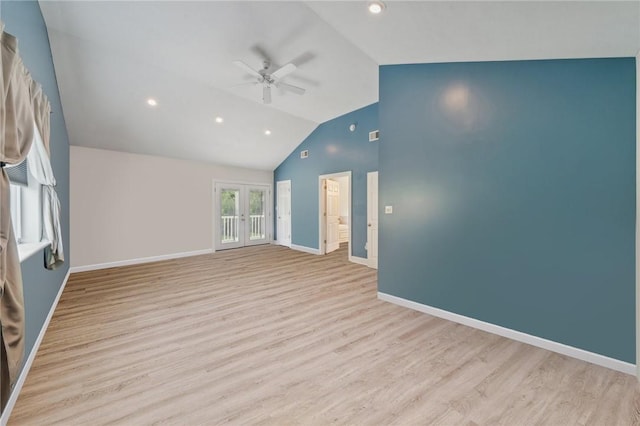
9 183 23 243
8 160 47 262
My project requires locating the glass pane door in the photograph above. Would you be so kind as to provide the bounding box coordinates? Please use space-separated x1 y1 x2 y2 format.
215 183 270 250
246 187 268 246
217 185 244 249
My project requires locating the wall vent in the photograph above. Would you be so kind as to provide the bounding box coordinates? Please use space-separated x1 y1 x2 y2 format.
369 130 380 142
300 150 309 159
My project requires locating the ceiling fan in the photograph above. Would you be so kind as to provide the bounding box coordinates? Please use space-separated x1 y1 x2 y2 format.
232 60 306 104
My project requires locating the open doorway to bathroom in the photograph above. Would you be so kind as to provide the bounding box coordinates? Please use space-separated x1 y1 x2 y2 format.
318 171 351 260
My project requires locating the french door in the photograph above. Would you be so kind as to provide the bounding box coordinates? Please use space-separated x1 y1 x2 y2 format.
215 182 271 250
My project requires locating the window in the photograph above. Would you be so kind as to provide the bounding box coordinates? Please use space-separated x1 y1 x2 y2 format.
6 159 42 247
9 184 22 243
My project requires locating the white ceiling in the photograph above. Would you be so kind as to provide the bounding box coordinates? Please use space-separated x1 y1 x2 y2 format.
39 1 640 171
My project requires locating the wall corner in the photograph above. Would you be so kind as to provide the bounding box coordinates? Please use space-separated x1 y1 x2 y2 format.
636 49 639 381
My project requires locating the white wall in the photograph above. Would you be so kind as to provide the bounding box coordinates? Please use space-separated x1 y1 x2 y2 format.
70 146 272 267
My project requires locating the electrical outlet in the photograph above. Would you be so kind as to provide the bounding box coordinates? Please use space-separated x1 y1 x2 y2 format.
385 205 393 214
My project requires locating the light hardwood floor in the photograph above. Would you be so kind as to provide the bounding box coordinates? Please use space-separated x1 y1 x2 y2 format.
9 244 640 425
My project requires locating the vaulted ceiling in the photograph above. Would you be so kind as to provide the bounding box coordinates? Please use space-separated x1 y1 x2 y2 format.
39 1 640 171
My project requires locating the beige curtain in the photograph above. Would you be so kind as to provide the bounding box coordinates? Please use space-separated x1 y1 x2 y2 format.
0 24 35 411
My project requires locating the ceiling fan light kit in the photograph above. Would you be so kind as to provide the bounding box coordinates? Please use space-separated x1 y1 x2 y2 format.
232 59 306 105
368 1 385 14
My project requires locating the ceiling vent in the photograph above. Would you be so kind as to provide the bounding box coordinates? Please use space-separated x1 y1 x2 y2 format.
369 130 380 142
300 150 309 159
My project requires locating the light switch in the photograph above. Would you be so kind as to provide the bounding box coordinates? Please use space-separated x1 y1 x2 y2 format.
385 205 393 214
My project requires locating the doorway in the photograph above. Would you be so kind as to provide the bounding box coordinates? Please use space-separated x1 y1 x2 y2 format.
319 171 351 257
214 182 271 251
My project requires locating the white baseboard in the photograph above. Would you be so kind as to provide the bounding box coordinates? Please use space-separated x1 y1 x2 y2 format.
349 256 369 267
272 240 292 248
378 292 636 376
69 249 214 273
290 244 320 255
1 269 71 426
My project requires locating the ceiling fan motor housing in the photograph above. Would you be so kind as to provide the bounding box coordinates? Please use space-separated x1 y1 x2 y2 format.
232 58 306 104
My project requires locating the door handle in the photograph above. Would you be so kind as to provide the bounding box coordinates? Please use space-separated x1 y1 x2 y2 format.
368 223 372 227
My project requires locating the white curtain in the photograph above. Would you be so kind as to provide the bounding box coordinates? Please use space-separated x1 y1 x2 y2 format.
30 81 50 155
27 121 64 269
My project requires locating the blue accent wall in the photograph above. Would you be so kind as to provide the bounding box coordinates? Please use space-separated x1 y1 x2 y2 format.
274 103 378 257
2 0 71 378
379 58 636 363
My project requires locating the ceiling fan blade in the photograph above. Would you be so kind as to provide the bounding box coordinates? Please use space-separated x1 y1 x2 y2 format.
229 82 259 89
250 44 272 62
271 63 296 80
233 60 262 78
276 82 306 95
263 85 272 104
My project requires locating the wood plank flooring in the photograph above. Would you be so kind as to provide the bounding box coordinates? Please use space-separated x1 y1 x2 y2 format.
9 244 640 425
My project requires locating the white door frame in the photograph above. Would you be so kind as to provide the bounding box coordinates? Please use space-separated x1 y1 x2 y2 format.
635 49 639 381
367 171 379 269
212 179 273 252
325 178 341 254
318 171 351 259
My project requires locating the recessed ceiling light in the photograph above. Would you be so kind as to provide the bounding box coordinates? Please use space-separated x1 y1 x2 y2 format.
215 116 224 123
368 1 385 14
146 98 158 107
265 130 272 136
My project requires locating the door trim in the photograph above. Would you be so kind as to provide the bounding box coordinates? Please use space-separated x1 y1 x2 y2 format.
325 178 341 254
367 171 379 269
635 49 639 380
212 180 273 252
318 171 351 258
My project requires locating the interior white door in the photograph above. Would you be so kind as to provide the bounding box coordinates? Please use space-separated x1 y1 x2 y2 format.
276 180 291 247
367 171 379 269
325 179 340 253
216 183 270 250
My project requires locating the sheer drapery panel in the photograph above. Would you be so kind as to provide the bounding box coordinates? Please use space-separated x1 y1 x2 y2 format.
27 121 64 269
